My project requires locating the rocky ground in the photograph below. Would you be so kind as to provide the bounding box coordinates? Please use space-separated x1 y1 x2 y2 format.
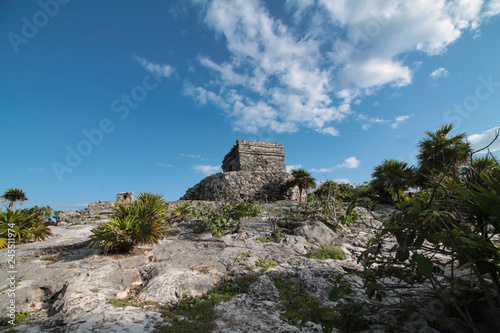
0 201 440 333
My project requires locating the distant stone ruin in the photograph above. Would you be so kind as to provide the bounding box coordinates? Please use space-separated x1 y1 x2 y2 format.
181 140 304 201
57 192 134 225
116 192 134 204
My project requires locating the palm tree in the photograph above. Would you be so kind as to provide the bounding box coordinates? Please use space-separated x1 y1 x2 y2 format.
371 159 413 203
416 124 471 188
2 188 29 210
288 169 316 202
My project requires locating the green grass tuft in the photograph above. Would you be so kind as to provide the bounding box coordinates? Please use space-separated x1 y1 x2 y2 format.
307 246 346 260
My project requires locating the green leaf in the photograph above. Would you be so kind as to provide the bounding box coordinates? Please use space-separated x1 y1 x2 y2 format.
300 312 311 328
328 287 340 301
414 253 433 275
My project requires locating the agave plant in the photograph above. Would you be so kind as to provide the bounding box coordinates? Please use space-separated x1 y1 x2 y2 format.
89 215 141 254
89 192 167 254
0 209 52 245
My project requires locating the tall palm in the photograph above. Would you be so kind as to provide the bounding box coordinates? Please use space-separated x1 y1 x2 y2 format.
288 169 316 202
2 188 29 210
416 124 471 187
371 159 413 203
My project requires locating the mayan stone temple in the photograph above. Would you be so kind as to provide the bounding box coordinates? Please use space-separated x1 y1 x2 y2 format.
181 140 303 201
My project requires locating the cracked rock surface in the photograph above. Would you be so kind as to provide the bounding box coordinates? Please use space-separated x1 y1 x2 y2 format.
1 202 430 333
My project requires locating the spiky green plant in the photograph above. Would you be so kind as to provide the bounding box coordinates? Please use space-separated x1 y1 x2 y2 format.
89 192 167 254
0 209 52 246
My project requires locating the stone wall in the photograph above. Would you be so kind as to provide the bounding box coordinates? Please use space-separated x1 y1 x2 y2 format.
182 140 303 202
222 140 286 173
58 201 114 225
181 171 304 201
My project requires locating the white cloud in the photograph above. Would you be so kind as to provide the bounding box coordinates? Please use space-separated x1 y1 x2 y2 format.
335 178 350 184
317 127 340 136
340 156 360 169
310 166 337 173
192 165 221 176
156 163 173 168
430 67 450 81
391 115 411 129
486 0 500 16
179 153 204 159
310 156 360 173
468 126 500 152
360 114 411 130
286 164 302 173
133 56 174 78
185 0 498 135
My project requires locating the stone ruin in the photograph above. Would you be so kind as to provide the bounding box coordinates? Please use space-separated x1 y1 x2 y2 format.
57 192 134 225
181 140 304 201
116 192 134 204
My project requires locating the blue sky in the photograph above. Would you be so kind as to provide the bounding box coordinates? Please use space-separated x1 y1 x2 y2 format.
1 0 500 210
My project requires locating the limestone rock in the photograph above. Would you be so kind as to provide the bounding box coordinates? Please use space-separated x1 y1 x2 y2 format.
293 220 337 246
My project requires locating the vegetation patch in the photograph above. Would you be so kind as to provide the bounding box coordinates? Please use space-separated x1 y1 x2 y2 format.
307 246 346 260
159 275 258 332
301 275 369 333
109 296 159 309
273 276 321 326
0 311 30 326
255 259 278 272
257 232 287 243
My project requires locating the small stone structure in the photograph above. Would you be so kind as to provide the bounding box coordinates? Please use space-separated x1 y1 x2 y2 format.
222 140 286 172
58 192 134 225
116 192 134 204
181 140 304 201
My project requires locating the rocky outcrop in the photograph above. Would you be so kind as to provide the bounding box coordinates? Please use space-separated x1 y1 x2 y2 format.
1 202 443 332
57 201 114 226
181 171 304 201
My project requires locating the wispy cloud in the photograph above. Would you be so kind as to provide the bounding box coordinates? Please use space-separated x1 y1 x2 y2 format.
430 67 449 81
286 164 302 173
179 153 204 160
468 126 500 152
390 115 411 129
359 114 411 130
156 163 173 168
182 0 495 136
133 56 174 78
192 165 221 176
310 156 360 173
29 167 44 172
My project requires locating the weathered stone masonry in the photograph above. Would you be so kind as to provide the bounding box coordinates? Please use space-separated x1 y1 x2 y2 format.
181 140 304 201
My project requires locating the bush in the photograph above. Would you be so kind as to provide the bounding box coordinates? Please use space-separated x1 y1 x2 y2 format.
89 192 168 254
197 201 261 237
315 181 375 202
0 209 52 247
360 157 500 331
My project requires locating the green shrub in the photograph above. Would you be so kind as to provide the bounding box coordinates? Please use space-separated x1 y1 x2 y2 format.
257 232 287 243
255 258 278 272
201 201 261 237
307 246 346 260
159 275 258 332
89 192 167 254
0 209 52 247
273 277 321 325
171 203 195 222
